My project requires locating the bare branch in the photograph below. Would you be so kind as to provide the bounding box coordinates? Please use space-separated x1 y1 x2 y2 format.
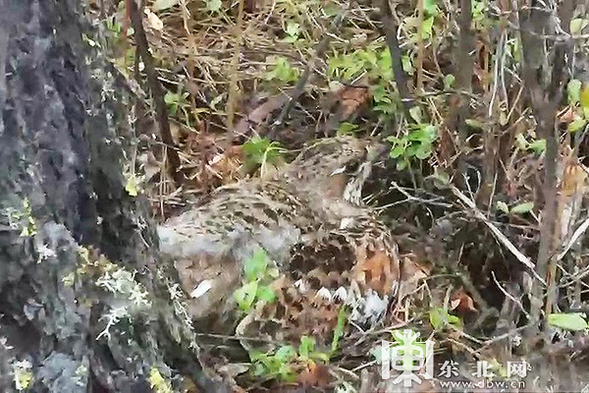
129 0 182 186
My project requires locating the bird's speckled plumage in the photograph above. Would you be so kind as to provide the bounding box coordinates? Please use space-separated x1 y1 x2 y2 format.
157 136 399 344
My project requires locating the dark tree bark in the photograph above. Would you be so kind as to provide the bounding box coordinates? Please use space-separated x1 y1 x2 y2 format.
0 1 228 391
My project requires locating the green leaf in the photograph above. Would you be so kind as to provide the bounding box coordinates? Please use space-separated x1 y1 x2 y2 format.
580 85 589 110
275 345 297 362
234 281 258 310
396 160 408 170
429 307 445 330
390 145 406 159
331 306 347 353
570 18 589 34
243 136 270 160
249 350 266 361
423 124 437 139
164 91 177 105
374 104 396 115
515 133 528 150
547 313 588 331
377 49 392 74
528 139 546 153
244 248 269 281
206 0 222 12
242 136 283 171
443 74 455 90
257 285 276 303
405 144 419 157
447 313 462 327
409 124 436 142
431 169 450 187
360 50 378 67
496 201 509 214
420 17 435 39
265 57 298 82
402 55 413 74
568 79 582 104
209 94 224 110
472 0 486 20
568 117 587 133
125 175 140 197
298 336 315 359
285 22 300 37
510 201 534 214
337 122 359 136
253 362 266 376
153 0 180 11
414 143 432 159
424 0 438 16
429 307 461 330
372 85 391 104
409 106 422 123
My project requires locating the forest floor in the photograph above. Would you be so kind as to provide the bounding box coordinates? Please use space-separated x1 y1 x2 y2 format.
89 0 589 391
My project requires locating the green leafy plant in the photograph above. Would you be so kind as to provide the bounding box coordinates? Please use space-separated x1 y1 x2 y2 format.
233 248 278 311
443 74 456 90
164 91 189 117
570 18 589 34
105 16 123 35
509 201 534 214
328 46 401 118
496 200 534 215
515 133 546 154
330 306 348 353
242 136 284 174
471 0 490 29
547 313 588 331
337 122 359 136
250 345 297 381
387 107 437 170
282 21 301 43
249 335 331 381
264 56 299 83
298 336 330 362
566 79 589 132
429 307 462 330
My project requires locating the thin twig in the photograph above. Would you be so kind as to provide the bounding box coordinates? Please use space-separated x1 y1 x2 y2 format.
476 325 530 351
273 7 348 127
415 0 425 92
491 271 531 320
226 0 245 132
556 216 589 261
379 0 413 118
450 185 546 285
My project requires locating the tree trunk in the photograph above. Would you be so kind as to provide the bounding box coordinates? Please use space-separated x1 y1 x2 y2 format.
0 1 227 391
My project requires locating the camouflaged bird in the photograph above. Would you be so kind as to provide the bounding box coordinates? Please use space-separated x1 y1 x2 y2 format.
157 137 400 345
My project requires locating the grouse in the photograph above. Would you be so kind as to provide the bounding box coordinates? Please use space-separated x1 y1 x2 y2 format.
157 137 400 346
